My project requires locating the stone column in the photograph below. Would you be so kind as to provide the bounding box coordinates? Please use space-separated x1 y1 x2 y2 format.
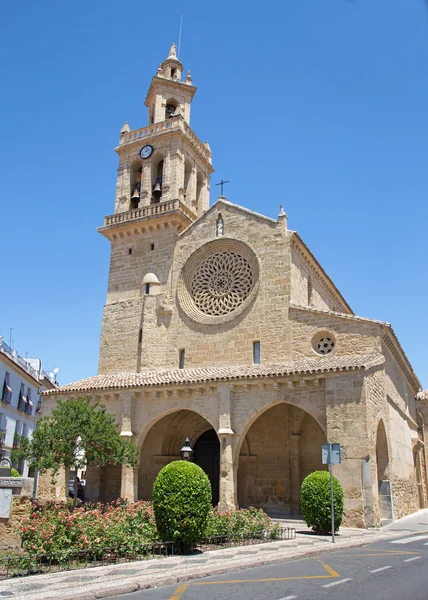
217 384 236 511
289 433 301 515
84 465 100 503
120 393 137 502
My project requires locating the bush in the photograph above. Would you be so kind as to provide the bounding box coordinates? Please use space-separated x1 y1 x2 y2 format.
10 468 20 477
204 506 282 540
153 461 211 550
301 470 343 534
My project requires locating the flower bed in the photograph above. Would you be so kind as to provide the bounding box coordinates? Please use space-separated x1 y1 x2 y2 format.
20 500 157 556
0 501 286 579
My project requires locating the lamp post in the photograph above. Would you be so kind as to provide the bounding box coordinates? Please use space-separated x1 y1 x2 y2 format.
180 437 193 461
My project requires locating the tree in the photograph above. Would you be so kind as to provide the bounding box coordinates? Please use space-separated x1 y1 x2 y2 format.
12 397 138 507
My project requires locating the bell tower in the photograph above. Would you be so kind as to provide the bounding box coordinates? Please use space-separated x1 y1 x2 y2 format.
111 43 213 217
97 45 214 375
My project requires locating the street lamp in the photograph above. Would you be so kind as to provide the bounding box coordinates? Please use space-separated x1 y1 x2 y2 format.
180 437 193 461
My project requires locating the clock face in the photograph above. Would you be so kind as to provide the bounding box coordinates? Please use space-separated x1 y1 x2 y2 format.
140 145 153 159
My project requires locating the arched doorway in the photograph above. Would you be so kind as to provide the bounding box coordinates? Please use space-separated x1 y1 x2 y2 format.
238 403 327 515
138 410 219 504
376 419 392 520
193 429 220 505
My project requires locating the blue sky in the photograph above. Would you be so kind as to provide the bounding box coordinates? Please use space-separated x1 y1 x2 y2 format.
1 0 427 387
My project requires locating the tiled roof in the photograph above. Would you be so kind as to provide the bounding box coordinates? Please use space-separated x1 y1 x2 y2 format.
41 352 385 396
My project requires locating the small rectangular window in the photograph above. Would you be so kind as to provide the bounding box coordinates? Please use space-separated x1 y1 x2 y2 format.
151 243 155 251
138 329 142 344
145 283 150 295
1 372 12 404
253 341 261 365
179 349 185 369
128 248 132 255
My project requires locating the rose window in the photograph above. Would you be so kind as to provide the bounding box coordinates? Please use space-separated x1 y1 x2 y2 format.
190 252 253 316
316 337 335 355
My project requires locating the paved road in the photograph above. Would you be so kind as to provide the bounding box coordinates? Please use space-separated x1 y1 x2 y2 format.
115 533 428 600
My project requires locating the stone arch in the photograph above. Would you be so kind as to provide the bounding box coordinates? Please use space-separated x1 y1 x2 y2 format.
165 97 179 119
129 158 142 209
184 159 192 199
137 408 219 501
234 397 326 460
151 153 164 203
376 418 393 520
135 405 217 453
237 402 327 515
376 419 390 483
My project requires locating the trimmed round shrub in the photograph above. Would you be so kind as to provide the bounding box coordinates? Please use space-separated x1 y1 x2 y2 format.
10 468 20 477
301 470 344 534
153 461 211 550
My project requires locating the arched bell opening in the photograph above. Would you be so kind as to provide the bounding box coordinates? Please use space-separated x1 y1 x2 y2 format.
138 409 219 503
129 161 142 210
165 98 179 120
184 159 192 201
237 403 327 516
151 155 164 204
195 172 203 211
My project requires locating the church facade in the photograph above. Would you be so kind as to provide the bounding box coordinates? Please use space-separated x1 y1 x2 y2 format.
42 45 428 528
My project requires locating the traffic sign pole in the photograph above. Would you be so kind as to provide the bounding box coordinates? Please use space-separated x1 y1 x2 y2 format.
329 459 335 543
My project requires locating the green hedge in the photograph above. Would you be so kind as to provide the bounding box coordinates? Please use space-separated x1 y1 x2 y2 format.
300 470 343 534
153 461 211 550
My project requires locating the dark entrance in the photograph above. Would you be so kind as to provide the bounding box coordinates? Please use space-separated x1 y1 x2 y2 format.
193 428 220 505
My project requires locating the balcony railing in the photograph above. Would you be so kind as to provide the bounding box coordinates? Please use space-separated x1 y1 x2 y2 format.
119 115 212 162
0 337 40 380
103 199 196 227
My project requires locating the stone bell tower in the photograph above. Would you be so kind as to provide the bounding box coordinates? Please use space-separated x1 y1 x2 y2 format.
113 43 213 217
97 44 214 374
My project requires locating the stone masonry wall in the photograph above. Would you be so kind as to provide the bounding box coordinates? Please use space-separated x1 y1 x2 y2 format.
290 307 382 359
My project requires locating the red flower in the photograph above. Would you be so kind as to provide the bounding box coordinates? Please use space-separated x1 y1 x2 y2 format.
21 527 27 533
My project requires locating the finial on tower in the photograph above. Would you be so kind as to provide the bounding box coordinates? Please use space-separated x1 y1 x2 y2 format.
185 69 193 85
278 205 288 229
168 42 177 59
120 121 130 134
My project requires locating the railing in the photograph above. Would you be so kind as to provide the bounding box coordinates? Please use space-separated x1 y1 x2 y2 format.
119 115 212 163
0 338 40 380
0 528 295 580
103 199 196 227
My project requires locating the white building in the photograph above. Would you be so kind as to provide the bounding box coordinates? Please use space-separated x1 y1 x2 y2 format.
0 336 57 476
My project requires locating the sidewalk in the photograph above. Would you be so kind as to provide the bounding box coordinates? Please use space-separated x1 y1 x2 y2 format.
2 511 428 600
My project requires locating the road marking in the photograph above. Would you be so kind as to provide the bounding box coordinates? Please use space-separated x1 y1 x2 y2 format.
168 583 188 600
390 534 428 544
404 556 421 562
369 566 392 573
339 551 417 557
278 596 298 600
321 578 352 588
194 576 334 585
314 557 340 577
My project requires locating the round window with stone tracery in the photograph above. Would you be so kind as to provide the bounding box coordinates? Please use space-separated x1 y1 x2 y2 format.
190 251 253 316
312 332 336 355
178 239 259 325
